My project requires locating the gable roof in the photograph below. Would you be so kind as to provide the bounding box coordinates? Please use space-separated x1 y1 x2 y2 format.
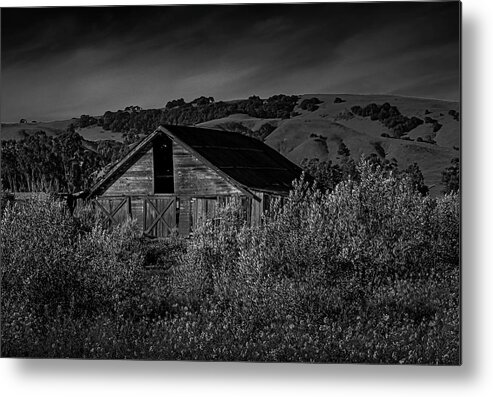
88 124 305 198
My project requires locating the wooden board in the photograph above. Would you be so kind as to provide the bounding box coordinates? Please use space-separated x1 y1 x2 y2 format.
251 192 263 226
173 143 242 196
103 148 154 196
178 197 192 236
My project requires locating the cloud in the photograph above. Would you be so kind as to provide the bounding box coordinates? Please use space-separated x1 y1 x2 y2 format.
1 3 460 121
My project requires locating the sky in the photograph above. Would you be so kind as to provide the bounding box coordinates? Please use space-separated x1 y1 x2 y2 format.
1 2 460 122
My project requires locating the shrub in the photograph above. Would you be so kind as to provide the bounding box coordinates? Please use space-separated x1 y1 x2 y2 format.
0 199 152 319
1 162 460 363
448 109 460 121
300 98 322 111
350 103 423 138
442 158 460 194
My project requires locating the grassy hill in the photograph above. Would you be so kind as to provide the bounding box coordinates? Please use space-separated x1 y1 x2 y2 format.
1 119 73 140
198 94 460 195
1 119 125 142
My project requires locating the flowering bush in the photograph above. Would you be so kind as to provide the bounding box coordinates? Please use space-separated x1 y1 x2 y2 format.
1 161 460 363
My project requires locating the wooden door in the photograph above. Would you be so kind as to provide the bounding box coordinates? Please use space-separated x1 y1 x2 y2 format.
94 196 131 229
143 196 177 237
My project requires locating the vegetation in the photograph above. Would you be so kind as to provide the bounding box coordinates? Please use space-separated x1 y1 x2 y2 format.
424 116 442 133
448 109 460 121
301 143 428 196
442 158 460 194
1 131 126 193
94 95 299 135
300 97 322 111
351 103 424 138
1 161 459 363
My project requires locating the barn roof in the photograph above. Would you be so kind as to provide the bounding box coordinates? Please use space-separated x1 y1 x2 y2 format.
88 124 305 198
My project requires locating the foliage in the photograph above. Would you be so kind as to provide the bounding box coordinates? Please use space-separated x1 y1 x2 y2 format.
300 158 343 192
300 97 322 111
1 132 126 193
96 94 299 136
448 109 460 121
301 145 428 196
257 123 277 141
1 162 459 363
165 98 186 109
351 103 424 138
424 116 442 132
442 158 460 194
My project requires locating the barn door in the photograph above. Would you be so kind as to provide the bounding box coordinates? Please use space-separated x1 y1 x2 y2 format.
143 196 176 237
94 197 131 229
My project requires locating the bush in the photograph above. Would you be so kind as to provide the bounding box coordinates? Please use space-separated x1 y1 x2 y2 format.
448 109 460 121
0 200 150 318
300 97 322 111
442 158 460 194
1 162 460 363
351 103 424 138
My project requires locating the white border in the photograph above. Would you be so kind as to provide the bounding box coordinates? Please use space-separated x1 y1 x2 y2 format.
2 0 493 396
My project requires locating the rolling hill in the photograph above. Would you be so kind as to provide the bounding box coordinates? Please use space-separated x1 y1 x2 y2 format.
198 94 460 195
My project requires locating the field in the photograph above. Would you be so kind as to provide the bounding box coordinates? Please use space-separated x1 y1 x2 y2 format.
0 161 460 363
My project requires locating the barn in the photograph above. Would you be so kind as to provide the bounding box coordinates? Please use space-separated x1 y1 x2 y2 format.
86 125 305 237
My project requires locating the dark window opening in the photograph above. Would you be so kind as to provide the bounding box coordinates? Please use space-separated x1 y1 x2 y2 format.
153 136 174 193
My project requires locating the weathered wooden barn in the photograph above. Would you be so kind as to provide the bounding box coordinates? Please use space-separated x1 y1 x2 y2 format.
86 125 305 237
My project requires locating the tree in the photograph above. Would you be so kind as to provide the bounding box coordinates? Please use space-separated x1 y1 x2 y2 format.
442 158 460 194
300 158 343 192
258 123 276 141
403 163 429 196
165 98 186 109
337 141 350 157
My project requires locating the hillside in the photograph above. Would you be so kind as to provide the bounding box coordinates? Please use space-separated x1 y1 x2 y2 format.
1 94 460 195
1 119 73 140
198 94 460 194
1 120 125 142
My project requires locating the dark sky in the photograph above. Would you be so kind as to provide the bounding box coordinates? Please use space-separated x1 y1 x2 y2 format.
1 2 460 122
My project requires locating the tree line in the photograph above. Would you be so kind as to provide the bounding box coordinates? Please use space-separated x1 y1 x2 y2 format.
1 131 126 193
67 94 300 136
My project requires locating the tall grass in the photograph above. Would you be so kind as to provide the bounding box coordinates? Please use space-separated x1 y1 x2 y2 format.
0 161 460 363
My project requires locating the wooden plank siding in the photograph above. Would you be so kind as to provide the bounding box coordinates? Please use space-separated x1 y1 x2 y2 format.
173 143 242 196
191 198 217 230
130 197 144 230
178 197 192 235
103 148 154 196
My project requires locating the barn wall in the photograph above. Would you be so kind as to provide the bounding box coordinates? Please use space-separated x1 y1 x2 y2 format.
103 148 154 196
173 143 242 196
